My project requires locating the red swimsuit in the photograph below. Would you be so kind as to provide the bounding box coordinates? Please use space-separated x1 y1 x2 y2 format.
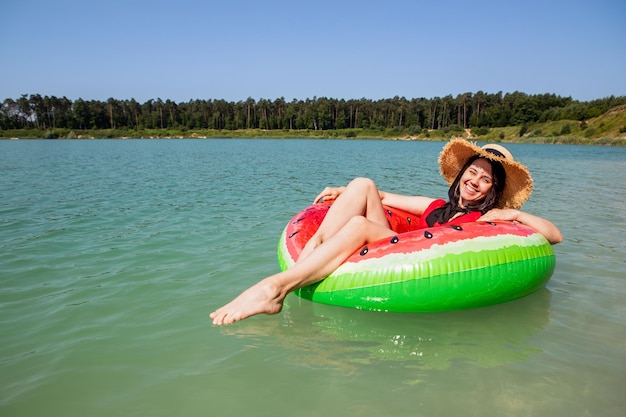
417 199 482 229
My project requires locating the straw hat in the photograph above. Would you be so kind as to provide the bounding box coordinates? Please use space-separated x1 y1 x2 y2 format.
438 138 533 209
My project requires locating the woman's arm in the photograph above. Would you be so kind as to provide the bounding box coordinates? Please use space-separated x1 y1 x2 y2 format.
479 209 563 244
379 191 435 217
314 184 434 217
313 186 346 204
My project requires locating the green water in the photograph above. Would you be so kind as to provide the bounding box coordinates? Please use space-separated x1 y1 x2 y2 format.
1 139 624 417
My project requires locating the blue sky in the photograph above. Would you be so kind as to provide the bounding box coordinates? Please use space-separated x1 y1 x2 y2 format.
1 0 624 103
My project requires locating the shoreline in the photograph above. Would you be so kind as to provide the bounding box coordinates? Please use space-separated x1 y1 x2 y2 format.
2 130 625 145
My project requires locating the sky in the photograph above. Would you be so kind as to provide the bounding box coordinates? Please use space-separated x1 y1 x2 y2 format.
1 0 624 103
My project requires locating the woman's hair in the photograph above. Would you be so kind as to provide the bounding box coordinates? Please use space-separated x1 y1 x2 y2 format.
448 155 506 213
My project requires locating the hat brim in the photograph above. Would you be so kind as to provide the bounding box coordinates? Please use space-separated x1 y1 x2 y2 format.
438 138 533 209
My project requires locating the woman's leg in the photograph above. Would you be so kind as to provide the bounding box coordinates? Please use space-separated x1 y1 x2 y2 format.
298 177 389 262
210 215 395 325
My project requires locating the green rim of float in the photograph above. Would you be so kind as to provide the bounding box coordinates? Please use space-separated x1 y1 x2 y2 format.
277 202 555 312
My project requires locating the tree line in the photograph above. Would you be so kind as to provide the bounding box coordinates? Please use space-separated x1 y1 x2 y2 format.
2 92 625 133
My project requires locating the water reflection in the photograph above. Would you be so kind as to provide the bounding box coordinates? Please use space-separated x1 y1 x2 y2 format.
219 288 551 373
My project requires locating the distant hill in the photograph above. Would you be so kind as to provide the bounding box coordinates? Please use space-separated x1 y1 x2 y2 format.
453 104 626 145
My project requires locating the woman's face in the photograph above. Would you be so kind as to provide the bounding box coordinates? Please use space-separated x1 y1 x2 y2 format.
459 158 493 206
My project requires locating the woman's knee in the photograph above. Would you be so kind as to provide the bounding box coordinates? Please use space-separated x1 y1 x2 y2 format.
347 177 377 193
343 215 388 241
344 215 370 231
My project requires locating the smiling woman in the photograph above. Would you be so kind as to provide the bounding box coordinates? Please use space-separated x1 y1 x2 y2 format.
210 139 562 325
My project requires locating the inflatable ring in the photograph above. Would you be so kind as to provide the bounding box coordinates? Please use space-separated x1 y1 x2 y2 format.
277 201 555 312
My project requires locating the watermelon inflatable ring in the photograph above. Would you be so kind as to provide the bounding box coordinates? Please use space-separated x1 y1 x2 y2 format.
277 201 555 312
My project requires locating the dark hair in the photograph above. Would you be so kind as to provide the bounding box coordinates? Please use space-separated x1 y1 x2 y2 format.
448 155 506 213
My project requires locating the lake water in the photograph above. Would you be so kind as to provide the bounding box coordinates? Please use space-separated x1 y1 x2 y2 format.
1 138 624 417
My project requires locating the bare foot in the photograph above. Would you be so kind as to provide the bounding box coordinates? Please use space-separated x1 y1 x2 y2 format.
210 279 285 325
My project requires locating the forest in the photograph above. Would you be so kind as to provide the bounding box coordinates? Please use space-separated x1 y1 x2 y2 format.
2 92 626 140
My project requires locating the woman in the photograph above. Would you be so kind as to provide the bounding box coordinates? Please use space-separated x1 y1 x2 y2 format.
211 139 562 325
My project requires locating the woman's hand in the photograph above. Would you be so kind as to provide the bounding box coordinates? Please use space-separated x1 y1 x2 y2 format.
478 208 521 223
314 186 346 204
479 209 563 244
